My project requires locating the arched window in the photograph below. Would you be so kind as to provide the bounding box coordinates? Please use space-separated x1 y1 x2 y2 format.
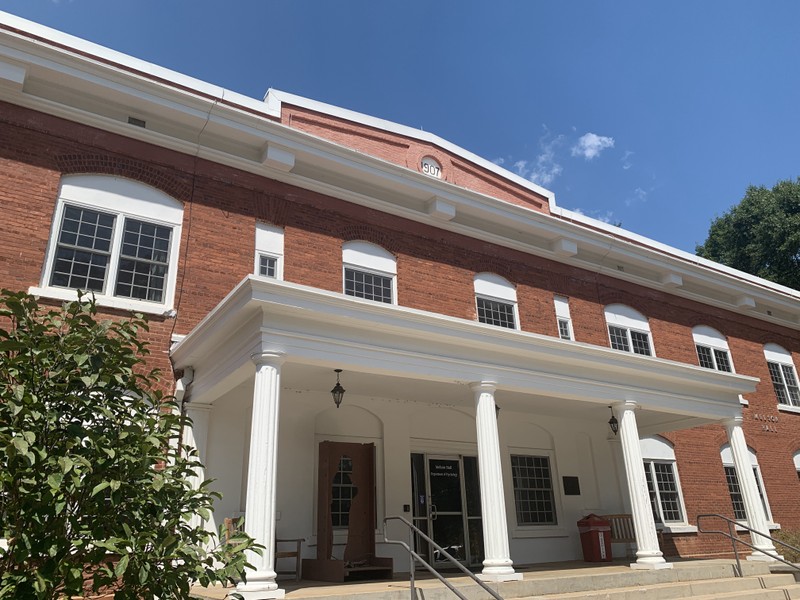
763 343 800 409
692 326 733 372
473 273 518 330
640 437 687 524
254 222 284 279
794 450 800 481
33 175 183 314
604 304 654 356
720 444 773 523
342 241 396 304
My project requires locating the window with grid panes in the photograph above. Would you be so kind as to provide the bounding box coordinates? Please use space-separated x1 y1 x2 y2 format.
723 465 770 522
258 254 277 278
558 318 572 340
344 267 393 303
510 455 556 525
608 325 652 356
476 296 516 329
696 345 732 372
51 205 172 303
331 456 356 528
767 361 800 407
643 460 683 523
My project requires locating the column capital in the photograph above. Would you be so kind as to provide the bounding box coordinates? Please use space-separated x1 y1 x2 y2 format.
723 415 744 430
251 352 286 368
611 400 637 415
469 381 497 394
184 402 212 415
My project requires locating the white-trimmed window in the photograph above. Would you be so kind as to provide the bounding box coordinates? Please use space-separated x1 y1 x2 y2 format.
554 295 573 341
793 451 800 481
342 241 396 304
693 326 733 372
604 304 654 356
510 454 557 525
33 175 183 314
254 222 284 279
764 343 800 409
640 437 687 525
720 444 773 523
474 273 518 330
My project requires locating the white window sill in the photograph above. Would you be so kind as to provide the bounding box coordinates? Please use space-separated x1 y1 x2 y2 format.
734 521 780 532
29 286 173 317
659 524 697 534
512 526 568 539
777 404 800 415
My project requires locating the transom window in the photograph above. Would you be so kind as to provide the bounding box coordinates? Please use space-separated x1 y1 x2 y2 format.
474 273 519 330
693 326 733 372
604 304 653 356
34 175 183 313
342 241 396 304
510 455 556 525
640 437 687 525
254 222 284 279
764 344 800 408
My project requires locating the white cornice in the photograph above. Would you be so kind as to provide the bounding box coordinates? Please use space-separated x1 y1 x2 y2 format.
171 277 757 419
0 11 798 331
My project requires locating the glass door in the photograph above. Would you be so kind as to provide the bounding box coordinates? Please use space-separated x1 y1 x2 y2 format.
410 454 484 568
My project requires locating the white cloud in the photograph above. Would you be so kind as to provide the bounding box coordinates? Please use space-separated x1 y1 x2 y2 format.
492 157 505 166
571 133 615 160
625 187 649 207
529 129 565 187
621 150 634 170
573 207 617 224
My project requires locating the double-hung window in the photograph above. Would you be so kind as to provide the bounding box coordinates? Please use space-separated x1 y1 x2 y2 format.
342 241 397 304
764 344 800 409
474 273 518 330
604 304 654 356
693 326 734 372
510 455 557 525
33 175 183 313
640 437 687 525
720 444 773 524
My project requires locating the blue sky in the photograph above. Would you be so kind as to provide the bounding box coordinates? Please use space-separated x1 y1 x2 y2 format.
2 1 798 253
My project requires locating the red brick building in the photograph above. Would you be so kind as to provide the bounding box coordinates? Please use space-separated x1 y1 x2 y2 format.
1 12 798 600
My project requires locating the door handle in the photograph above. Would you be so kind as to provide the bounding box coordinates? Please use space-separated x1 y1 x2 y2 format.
430 504 438 520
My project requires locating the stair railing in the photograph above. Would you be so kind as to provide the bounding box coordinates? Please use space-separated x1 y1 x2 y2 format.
383 515 503 600
697 513 800 577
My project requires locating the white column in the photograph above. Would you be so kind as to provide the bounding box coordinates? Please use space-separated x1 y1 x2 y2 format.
183 403 212 533
723 417 780 561
613 401 671 570
234 353 285 600
470 382 522 582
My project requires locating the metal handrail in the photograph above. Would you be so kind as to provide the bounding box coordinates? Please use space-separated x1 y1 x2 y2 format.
697 513 800 577
383 515 503 600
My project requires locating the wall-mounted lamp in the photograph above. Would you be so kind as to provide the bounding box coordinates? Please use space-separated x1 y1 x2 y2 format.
607 406 619 436
331 369 345 408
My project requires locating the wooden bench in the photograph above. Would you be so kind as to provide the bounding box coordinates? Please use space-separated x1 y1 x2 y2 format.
600 513 636 543
224 518 304 581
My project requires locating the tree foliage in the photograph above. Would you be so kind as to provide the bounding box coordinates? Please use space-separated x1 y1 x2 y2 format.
0 291 257 599
696 178 800 291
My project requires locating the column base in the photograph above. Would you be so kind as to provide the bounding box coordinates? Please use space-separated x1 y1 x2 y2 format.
232 579 284 600
747 551 784 562
630 554 673 570
478 570 524 582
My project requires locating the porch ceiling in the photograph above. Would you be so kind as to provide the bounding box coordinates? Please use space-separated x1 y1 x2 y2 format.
171 277 759 430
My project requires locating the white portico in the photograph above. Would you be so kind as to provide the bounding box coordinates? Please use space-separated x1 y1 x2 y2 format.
170 276 761 599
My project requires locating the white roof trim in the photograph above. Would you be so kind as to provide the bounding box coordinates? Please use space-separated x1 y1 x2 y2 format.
265 88 556 205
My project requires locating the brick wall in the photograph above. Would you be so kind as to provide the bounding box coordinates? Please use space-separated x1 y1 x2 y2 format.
2 100 799 556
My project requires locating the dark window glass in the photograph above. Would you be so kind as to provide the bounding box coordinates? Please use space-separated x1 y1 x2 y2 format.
114 218 171 302
331 456 355 528
259 255 277 278
476 297 516 329
696 345 715 369
511 455 556 525
714 349 732 372
50 206 115 292
558 318 572 340
608 325 630 352
630 330 652 356
344 267 392 303
724 465 747 520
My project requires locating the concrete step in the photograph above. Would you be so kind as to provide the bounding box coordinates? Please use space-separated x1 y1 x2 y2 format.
516 573 798 600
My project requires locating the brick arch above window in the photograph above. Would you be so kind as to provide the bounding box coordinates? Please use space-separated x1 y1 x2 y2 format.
338 225 401 255
56 154 191 201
